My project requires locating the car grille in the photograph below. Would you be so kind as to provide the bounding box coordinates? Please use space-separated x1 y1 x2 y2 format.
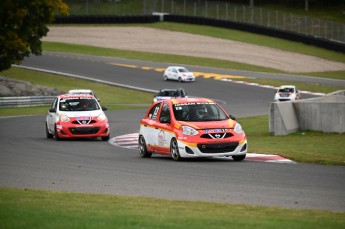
69 127 100 135
201 133 233 139
71 120 97 125
197 142 239 153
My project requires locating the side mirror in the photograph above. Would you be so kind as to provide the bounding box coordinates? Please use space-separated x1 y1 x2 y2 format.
102 106 108 111
160 116 170 124
230 115 236 120
49 108 56 113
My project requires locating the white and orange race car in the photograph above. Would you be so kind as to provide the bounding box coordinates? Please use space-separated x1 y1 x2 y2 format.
139 97 247 161
46 93 110 141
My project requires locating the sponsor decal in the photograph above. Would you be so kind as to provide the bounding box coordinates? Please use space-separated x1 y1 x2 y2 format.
158 130 166 146
77 116 91 125
214 134 222 138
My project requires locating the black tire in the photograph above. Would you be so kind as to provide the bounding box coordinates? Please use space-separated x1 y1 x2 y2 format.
178 77 182 83
232 154 246 161
170 138 182 161
101 135 110 141
138 135 152 158
54 125 60 141
164 75 168 81
46 123 53 139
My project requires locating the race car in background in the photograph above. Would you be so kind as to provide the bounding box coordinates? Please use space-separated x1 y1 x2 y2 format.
46 94 110 141
153 88 188 102
274 85 301 102
163 66 196 82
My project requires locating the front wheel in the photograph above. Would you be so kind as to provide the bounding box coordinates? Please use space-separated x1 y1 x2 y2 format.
232 154 246 161
139 135 152 158
164 75 168 81
46 123 53 139
170 138 182 161
54 125 60 141
101 135 110 141
178 77 182 83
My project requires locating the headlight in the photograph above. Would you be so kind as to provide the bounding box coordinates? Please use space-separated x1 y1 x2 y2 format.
59 113 70 122
234 123 243 134
98 113 107 121
182 126 198 136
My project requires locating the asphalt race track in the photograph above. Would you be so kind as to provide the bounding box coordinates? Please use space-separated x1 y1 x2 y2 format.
0 53 344 212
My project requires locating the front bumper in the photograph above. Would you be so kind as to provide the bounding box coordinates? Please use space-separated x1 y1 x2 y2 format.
56 123 110 138
176 139 247 158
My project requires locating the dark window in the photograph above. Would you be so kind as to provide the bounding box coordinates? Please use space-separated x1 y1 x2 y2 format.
148 103 161 120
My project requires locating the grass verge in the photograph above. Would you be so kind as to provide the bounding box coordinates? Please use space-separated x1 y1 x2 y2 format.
1 188 344 229
0 67 154 110
238 116 345 166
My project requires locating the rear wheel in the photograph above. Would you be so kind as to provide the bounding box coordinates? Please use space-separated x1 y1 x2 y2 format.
170 138 182 161
139 135 152 158
232 154 246 161
46 123 53 139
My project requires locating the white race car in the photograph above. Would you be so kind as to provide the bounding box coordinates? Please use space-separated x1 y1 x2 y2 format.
274 85 301 102
46 93 110 141
163 66 195 82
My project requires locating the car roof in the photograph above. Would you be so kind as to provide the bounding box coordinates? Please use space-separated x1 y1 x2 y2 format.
159 88 185 92
279 85 296 89
168 66 187 69
58 94 95 99
167 97 215 104
68 89 93 93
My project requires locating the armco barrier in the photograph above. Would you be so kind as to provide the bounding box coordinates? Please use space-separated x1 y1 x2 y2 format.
0 96 55 107
269 90 345 135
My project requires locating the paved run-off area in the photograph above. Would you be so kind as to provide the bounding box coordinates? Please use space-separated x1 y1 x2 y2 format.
43 26 345 73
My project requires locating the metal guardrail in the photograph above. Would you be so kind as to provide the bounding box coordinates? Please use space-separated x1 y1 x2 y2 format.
0 96 55 107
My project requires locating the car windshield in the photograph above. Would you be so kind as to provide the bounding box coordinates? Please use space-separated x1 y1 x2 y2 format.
278 88 294 93
173 102 229 121
158 90 181 97
59 98 100 111
178 68 188 73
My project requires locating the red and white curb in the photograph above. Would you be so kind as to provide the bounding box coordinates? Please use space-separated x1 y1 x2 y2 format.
110 133 295 164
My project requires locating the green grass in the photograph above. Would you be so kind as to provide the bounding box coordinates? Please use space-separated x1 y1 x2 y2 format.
1 188 344 229
234 77 343 94
238 116 345 166
0 67 153 110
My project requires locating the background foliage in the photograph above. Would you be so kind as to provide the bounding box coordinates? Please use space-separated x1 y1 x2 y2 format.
0 0 68 71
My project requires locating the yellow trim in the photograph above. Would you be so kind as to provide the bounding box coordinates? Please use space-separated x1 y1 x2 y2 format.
179 140 197 148
228 119 234 128
239 137 247 145
178 121 199 130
